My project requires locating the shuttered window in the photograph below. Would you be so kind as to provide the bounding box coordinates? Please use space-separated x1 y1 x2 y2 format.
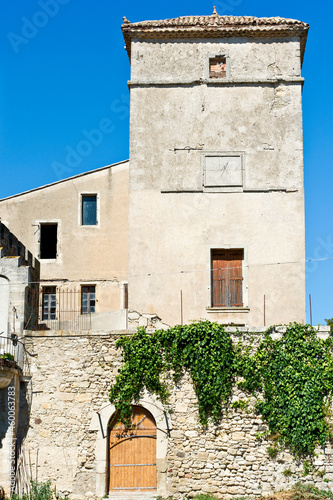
211 249 243 307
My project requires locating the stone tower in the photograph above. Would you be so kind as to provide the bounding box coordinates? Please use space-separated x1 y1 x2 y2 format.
122 12 309 327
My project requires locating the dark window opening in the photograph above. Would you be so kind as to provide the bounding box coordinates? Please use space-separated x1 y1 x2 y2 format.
42 286 56 320
40 223 57 259
209 56 227 79
211 249 243 307
81 285 95 314
82 195 97 225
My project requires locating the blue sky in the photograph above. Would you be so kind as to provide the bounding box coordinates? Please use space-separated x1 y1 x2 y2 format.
0 0 332 325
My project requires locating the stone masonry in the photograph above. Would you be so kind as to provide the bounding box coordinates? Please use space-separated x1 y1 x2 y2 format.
16 327 333 499
0 222 40 336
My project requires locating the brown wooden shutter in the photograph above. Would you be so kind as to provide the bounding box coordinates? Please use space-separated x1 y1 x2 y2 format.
211 249 243 307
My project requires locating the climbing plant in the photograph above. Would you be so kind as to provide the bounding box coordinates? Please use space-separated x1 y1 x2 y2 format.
109 327 168 423
109 321 235 425
109 321 333 457
237 323 333 456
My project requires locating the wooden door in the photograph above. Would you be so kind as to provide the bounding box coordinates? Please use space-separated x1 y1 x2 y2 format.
109 406 157 493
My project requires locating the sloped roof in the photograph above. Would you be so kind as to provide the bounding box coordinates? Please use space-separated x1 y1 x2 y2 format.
0 160 129 202
122 12 309 63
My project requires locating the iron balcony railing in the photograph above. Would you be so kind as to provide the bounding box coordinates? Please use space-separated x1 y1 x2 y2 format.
25 289 93 331
0 334 26 371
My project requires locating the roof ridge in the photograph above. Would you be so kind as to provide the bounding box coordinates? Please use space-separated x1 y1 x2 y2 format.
0 160 129 202
124 14 308 27
122 14 309 63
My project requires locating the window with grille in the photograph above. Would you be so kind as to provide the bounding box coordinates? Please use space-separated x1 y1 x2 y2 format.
82 195 97 226
42 286 56 320
81 285 96 314
211 249 243 307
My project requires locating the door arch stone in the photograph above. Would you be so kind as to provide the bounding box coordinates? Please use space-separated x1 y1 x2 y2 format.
90 394 171 498
108 405 157 493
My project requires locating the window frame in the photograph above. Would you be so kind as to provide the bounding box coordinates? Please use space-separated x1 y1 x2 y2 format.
81 285 96 315
39 222 58 260
80 193 99 227
211 249 243 307
42 286 57 320
206 53 230 81
207 245 249 311
209 55 227 79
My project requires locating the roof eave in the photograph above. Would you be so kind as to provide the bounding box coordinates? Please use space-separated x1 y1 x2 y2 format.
122 24 309 65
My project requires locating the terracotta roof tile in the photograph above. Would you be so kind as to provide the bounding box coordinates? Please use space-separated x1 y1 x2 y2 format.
122 13 309 62
125 15 307 29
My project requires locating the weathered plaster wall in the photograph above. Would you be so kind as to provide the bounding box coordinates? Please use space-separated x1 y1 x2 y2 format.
128 37 306 326
130 38 302 82
19 328 332 500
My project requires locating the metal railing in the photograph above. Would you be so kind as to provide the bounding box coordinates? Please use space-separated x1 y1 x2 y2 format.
25 289 93 331
0 334 25 371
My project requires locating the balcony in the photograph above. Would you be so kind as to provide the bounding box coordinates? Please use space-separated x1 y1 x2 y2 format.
0 335 23 389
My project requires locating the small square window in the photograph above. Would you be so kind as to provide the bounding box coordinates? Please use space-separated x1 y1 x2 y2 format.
81 285 95 314
42 286 56 320
209 56 227 79
82 195 97 226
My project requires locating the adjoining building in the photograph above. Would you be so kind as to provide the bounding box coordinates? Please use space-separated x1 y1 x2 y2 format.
0 223 39 496
0 162 129 331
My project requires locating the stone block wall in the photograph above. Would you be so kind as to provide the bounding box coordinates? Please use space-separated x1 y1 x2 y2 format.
0 222 40 336
20 331 125 499
18 327 333 499
0 222 40 280
166 373 333 498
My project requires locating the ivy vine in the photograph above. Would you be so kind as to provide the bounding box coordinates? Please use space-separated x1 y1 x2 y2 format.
109 321 235 425
237 323 333 456
109 321 333 457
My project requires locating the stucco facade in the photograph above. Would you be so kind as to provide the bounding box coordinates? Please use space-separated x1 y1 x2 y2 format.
0 161 129 330
124 14 308 327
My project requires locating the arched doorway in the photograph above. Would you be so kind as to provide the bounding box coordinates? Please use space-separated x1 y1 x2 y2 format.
108 405 157 494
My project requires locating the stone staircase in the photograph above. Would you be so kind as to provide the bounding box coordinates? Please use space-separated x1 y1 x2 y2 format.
108 493 157 500
108 496 157 500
